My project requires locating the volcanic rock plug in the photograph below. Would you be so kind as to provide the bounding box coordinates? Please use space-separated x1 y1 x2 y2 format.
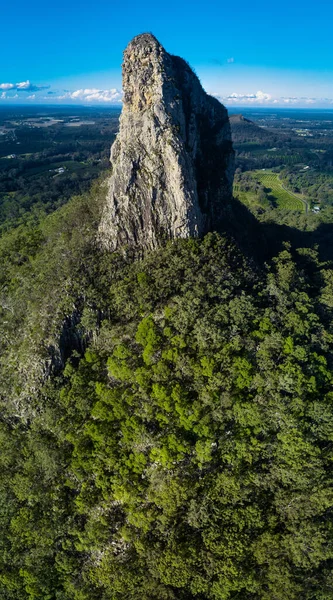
99 33 234 251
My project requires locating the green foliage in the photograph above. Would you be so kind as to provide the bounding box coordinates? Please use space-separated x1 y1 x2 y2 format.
0 181 106 419
236 170 307 212
3 105 333 599
2 225 333 599
253 170 306 210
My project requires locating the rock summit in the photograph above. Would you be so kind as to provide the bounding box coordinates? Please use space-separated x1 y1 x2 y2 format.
99 33 234 251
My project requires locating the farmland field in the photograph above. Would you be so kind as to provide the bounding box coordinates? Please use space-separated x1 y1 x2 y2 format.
252 171 307 211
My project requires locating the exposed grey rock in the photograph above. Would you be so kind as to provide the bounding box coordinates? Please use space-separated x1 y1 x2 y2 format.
99 33 234 251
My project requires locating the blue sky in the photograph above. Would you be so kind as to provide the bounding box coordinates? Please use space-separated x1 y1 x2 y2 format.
1 0 333 108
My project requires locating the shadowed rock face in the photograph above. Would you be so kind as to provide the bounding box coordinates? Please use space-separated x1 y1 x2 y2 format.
99 33 234 251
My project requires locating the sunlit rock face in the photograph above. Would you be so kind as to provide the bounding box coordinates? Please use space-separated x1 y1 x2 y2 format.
99 33 234 251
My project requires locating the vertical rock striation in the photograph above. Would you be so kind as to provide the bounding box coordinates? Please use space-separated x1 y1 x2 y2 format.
99 33 234 251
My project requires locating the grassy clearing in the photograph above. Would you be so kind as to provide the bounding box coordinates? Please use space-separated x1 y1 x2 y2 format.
253 171 306 211
233 187 264 209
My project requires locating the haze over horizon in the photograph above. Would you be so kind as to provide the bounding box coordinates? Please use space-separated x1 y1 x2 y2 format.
2 0 333 109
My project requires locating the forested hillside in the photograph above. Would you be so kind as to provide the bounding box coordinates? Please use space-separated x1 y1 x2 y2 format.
1 53 333 600
1 181 333 599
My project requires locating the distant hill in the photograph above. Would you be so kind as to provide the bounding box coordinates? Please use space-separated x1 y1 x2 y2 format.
230 113 283 144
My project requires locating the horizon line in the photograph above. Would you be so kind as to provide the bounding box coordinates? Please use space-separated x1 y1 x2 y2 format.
1 103 333 111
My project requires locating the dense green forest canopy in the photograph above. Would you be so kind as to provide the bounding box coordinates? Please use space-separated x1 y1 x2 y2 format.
1 106 333 599
1 180 333 599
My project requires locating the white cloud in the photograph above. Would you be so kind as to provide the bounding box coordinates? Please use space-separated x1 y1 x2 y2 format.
256 90 272 101
281 96 298 104
213 90 272 104
0 92 6 99
209 90 333 107
17 81 32 90
0 80 48 92
27 94 36 100
57 88 123 103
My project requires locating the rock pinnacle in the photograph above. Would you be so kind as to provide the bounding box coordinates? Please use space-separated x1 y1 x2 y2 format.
99 33 234 251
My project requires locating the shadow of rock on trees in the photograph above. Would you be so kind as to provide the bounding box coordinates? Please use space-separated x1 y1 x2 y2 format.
221 196 333 266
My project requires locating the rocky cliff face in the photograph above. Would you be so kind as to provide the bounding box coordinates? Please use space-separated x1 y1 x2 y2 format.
99 33 234 251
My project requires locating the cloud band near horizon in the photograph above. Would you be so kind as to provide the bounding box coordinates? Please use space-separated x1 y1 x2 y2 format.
0 80 333 108
0 80 49 92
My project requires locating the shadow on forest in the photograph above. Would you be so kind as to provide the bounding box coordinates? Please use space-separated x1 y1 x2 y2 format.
222 197 333 265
